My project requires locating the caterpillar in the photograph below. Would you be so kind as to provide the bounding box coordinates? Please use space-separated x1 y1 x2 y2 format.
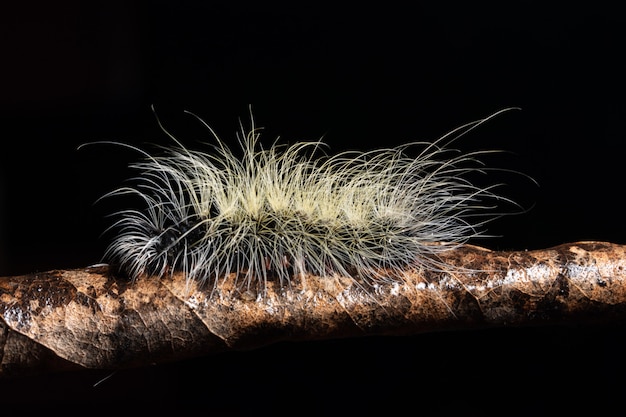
96 108 519 292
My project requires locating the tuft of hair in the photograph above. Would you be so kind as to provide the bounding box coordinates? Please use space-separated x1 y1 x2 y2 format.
100 108 519 292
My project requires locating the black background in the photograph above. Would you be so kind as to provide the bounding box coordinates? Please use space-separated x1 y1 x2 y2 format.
1 2 625 415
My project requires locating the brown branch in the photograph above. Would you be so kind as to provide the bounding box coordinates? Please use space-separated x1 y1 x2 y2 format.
2 241 626 378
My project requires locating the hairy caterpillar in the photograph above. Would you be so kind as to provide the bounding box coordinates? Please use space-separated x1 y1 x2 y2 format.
96 108 519 291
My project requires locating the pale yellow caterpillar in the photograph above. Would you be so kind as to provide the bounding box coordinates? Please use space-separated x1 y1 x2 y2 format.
98 108 521 291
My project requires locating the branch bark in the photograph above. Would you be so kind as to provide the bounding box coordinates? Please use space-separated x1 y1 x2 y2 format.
2 241 626 378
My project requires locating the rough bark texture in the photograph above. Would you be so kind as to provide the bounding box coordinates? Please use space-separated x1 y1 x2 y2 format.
2 241 626 378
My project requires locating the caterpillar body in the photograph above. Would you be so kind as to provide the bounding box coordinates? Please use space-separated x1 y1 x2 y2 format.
99 108 518 292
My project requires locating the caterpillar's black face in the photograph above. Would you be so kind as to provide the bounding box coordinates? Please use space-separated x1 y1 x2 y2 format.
153 216 206 261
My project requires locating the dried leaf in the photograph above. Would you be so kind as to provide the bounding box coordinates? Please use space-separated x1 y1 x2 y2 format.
2 241 626 378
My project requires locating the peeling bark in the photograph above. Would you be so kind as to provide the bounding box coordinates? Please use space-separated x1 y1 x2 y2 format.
2 241 626 378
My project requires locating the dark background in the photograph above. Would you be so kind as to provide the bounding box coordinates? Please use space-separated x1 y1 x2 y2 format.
1 2 625 415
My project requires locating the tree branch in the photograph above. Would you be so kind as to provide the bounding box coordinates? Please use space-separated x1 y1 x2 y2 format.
2 241 625 378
